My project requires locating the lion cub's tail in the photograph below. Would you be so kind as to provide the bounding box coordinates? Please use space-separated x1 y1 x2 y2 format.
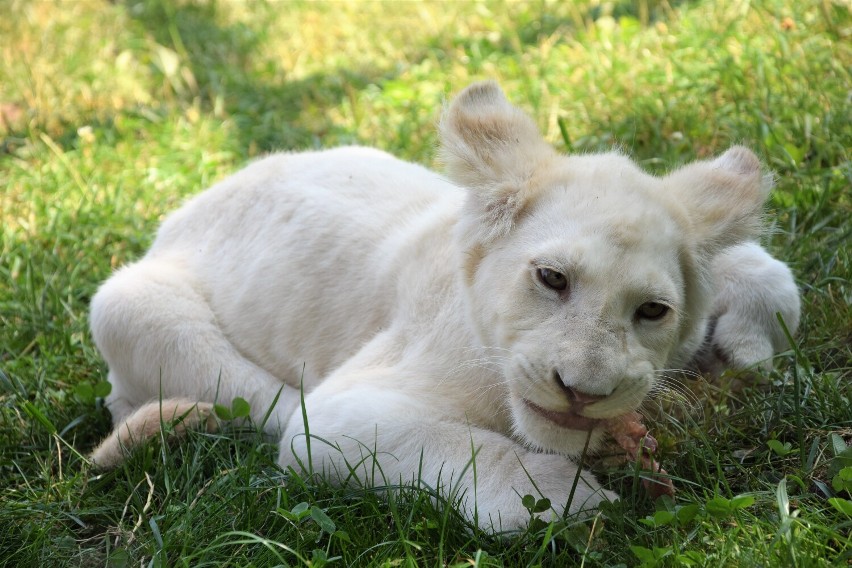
89 399 217 468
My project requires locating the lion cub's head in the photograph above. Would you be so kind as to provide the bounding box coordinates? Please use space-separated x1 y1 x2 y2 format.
440 82 770 455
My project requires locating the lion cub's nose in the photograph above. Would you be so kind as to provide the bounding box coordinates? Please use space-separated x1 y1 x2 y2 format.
553 371 606 405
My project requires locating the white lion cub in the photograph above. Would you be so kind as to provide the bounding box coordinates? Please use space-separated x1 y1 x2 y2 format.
89 82 799 531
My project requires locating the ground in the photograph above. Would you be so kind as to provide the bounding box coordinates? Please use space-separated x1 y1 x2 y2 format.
1 0 850 565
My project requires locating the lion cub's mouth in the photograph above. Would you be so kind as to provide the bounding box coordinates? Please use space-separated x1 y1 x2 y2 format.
523 399 602 431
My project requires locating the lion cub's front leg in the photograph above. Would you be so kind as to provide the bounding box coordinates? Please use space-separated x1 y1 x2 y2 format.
279 379 614 532
697 242 801 375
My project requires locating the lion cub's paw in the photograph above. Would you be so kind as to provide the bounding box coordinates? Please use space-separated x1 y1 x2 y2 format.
697 242 801 377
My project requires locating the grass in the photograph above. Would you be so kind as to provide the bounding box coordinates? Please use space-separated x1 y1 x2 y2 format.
1 0 850 565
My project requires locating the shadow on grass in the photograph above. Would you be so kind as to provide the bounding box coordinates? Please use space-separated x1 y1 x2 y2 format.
122 0 397 156
123 0 705 159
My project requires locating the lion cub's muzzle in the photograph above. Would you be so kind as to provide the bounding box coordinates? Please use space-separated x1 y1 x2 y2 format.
553 372 607 405
525 368 650 430
519 372 607 430
523 398 603 431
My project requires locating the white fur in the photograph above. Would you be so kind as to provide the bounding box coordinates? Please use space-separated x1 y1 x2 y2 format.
89 82 800 532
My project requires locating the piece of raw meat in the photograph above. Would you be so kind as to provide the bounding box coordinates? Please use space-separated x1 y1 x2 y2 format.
605 412 675 498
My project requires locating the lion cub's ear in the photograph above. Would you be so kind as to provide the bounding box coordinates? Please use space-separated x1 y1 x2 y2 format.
439 82 556 241
665 146 772 258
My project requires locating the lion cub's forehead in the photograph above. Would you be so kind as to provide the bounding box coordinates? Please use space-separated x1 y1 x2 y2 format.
532 153 684 246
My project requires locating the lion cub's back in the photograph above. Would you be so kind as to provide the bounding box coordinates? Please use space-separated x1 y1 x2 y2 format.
152 146 451 255
145 146 461 383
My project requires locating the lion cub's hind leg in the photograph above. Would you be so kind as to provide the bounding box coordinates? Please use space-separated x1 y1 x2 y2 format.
89 256 300 466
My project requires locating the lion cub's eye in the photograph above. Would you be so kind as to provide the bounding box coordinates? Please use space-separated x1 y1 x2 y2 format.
537 268 568 291
637 302 669 320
